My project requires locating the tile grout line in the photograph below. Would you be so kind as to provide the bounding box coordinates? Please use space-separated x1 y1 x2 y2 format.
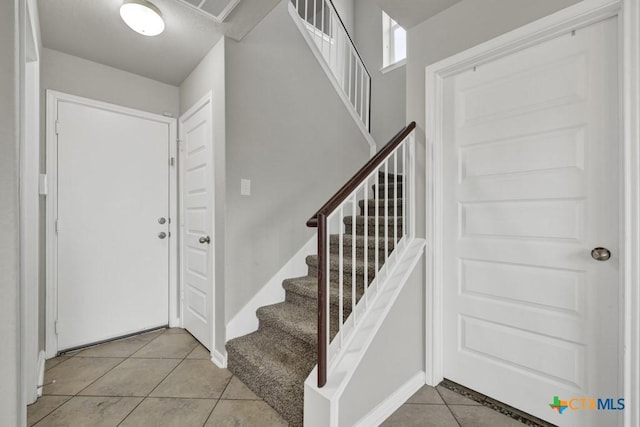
29 396 73 427
201 375 235 427
435 386 463 427
117 330 197 426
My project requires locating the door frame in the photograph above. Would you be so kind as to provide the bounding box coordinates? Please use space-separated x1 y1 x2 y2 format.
45 90 179 358
424 0 640 426
20 0 41 416
178 92 218 363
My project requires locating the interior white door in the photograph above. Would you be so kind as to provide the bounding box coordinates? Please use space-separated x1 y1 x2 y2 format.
180 98 214 350
442 18 619 426
57 99 170 351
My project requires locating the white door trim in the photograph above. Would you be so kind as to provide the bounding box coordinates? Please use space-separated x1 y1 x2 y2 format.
45 90 179 358
20 0 41 418
424 1 639 426
178 91 216 358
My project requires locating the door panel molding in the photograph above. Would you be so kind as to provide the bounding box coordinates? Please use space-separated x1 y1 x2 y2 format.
45 90 178 357
425 1 639 426
178 92 217 363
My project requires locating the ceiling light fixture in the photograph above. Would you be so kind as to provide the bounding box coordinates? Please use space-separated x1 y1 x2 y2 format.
120 0 165 37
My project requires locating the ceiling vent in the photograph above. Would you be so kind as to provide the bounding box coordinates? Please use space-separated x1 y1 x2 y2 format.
175 0 241 23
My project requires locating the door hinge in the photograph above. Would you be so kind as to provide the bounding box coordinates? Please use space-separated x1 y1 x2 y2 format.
170 157 175 166
54 321 60 335
55 120 60 135
55 219 59 234
39 174 48 196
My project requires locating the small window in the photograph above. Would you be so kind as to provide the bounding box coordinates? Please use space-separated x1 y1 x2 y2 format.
382 11 406 69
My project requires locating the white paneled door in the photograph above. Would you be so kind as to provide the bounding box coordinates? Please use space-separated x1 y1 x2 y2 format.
180 96 214 350
56 99 171 351
443 18 619 426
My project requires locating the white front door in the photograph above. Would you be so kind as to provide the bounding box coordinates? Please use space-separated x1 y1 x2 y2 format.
56 98 171 351
442 18 619 426
179 96 214 350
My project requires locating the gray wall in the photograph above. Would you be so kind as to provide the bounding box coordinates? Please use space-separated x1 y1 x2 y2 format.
224 0 370 321
333 0 355 36
179 38 227 353
41 48 179 117
354 0 406 147
339 255 425 426
0 0 21 424
406 0 582 237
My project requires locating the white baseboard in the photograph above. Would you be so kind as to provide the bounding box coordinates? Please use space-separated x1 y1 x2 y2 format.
36 350 46 398
226 234 316 340
212 348 228 368
354 372 425 427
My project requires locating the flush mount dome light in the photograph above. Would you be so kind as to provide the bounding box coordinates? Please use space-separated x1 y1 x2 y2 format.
120 0 165 36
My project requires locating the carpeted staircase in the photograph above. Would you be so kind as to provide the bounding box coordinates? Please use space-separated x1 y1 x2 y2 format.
226 172 403 426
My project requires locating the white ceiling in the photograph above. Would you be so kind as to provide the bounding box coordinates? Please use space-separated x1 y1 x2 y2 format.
374 0 463 29
37 0 278 86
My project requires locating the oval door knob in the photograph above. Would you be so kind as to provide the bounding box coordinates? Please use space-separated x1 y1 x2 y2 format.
591 247 611 261
158 232 167 239
199 236 211 244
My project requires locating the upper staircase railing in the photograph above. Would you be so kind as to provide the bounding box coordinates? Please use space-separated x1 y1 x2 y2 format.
289 0 371 132
307 122 416 387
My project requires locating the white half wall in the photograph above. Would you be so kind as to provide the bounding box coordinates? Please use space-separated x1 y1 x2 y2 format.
305 240 426 427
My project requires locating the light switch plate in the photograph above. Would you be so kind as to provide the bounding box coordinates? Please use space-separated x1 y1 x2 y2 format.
241 179 251 196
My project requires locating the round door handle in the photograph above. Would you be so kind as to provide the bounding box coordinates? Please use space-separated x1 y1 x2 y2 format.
199 236 211 244
158 232 167 239
591 247 611 261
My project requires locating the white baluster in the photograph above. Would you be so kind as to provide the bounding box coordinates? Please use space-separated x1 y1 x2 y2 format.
394 151 398 247
351 194 357 325
363 177 368 304
338 207 344 346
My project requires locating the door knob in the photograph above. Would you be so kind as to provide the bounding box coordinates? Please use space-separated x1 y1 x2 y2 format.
158 217 167 225
158 232 167 239
591 247 611 261
199 236 211 244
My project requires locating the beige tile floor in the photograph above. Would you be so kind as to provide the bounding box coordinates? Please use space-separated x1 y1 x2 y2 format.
28 328 527 426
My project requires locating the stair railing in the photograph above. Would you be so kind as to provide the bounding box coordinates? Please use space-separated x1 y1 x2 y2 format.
307 122 416 387
290 0 371 132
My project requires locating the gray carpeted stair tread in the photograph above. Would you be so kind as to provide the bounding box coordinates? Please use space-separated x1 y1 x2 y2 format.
226 328 313 426
306 253 378 276
283 275 353 301
257 302 317 347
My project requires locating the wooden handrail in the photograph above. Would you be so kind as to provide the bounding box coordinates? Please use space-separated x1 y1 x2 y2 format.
307 121 416 228
309 122 415 388
327 0 372 79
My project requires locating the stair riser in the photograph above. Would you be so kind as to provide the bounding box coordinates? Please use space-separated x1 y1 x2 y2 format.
328 243 389 262
346 225 403 237
307 266 376 288
285 291 356 326
360 205 404 216
257 325 315 355
285 283 362 311
377 171 403 184
372 185 403 199
227 349 308 427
